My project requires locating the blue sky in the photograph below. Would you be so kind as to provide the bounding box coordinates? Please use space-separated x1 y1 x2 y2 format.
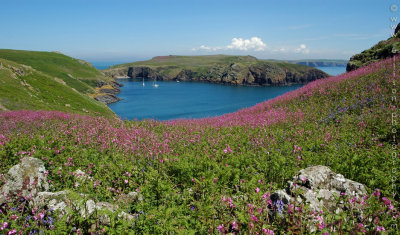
0 0 393 63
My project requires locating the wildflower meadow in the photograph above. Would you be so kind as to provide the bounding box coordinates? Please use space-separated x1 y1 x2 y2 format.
0 57 399 234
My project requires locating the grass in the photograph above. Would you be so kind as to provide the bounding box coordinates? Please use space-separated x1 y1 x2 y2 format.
0 49 112 94
0 50 115 118
0 56 398 233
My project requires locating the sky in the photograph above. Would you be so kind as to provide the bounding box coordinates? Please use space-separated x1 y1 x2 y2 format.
0 0 394 64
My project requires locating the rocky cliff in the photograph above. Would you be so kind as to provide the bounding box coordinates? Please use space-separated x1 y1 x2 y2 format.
347 23 400 71
104 55 329 86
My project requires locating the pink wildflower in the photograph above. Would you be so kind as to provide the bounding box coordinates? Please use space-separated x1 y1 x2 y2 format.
217 224 224 233
232 221 238 230
255 187 260 193
1 222 8 230
8 229 16 235
376 226 385 232
262 228 274 235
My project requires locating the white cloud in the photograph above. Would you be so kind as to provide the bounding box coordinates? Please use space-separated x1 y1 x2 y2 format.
288 24 311 30
200 45 211 50
194 37 267 52
227 37 267 51
295 44 310 54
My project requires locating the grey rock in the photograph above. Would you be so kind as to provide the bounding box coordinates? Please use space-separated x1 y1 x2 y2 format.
94 94 122 104
0 157 49 204
117 191 142 204
272 165 368 213
33 191 69 212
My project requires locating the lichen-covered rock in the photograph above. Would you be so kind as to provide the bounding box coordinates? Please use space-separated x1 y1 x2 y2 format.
33 191 69 212
0 157 49 204
272 165 367 213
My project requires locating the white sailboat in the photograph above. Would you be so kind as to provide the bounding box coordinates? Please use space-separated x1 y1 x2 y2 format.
153 77 159 88
142 77 145 87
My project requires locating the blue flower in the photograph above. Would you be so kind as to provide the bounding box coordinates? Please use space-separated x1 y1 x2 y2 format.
274 199 284 215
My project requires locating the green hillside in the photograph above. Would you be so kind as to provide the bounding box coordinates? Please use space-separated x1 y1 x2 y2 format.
347 23 400 71
112 55 258 68
0 49 115 117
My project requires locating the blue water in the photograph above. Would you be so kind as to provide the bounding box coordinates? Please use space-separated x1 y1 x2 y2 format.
108 80 303 121
316 66 346 76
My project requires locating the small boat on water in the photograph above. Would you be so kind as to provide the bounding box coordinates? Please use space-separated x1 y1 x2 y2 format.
153 77 159 88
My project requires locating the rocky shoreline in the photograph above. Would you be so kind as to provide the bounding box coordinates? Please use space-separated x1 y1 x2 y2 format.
93 80 123 104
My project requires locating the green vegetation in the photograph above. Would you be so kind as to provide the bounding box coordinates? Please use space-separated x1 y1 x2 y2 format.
0 49 112 93
0 49 115 117
111 55 259 68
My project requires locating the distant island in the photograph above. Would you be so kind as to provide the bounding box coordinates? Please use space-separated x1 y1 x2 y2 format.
103 55 329 86
279 59 348 67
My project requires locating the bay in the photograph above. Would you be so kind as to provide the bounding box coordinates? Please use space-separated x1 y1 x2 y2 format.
108 79 303 121
316 66 346 76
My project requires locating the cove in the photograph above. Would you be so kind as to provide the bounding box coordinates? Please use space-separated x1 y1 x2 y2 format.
108 79 303 121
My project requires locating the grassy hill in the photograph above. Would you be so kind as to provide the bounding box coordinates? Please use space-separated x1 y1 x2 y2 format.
105 55 328 86
0 56 398 233
0 49 116 117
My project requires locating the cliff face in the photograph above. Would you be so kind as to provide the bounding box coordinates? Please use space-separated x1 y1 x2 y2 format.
120 59 328 86
347 23 400 72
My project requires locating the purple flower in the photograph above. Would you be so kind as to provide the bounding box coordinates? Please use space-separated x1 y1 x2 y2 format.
274 199 284 215
217 224 224 233
1 222 8 230
8 229 16 235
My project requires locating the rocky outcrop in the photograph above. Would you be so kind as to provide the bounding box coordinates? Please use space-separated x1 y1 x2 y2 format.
102 67 130 78
347 23 400 71
94 94 121 104
94 80 123 104
271 165 367 214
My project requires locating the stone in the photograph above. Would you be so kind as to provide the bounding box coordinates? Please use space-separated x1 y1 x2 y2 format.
0 157 49 204
272 165 368 213
94 94 121 104
33 191 69 212
116 191 141 204
73 169 91 187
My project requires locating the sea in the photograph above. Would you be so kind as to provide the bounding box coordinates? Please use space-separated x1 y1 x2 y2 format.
93 64 346 121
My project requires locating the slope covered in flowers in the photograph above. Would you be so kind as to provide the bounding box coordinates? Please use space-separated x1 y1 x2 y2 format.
0 57 399 233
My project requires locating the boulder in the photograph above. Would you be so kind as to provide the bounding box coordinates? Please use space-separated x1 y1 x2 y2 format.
116 191 142 204
271 165 367 213
94 94 122 104
0 157 49 204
